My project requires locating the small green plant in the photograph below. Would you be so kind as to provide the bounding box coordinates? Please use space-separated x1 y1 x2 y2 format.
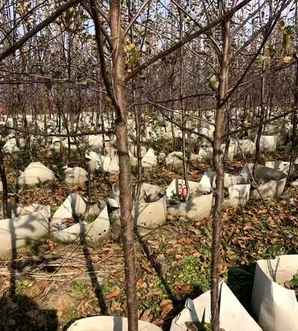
139 298 161 316
70 280 89 299
170 191 181 203
264 244 286 259
289 273 298 288
16 279 33 295
102 281 114 296
64 306 80 323
185 321 225 331
174 256 210 292
284 272 298 298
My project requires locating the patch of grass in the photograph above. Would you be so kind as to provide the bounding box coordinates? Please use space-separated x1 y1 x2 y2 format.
69 280 89 299
64 305 81 324
290 273 298 288
139 298 161 316
171 255 210 292
101 281 114 296
264 244 286 259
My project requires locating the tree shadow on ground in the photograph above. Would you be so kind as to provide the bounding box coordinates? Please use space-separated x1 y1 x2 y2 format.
0 294 58 331
133 190 205 330
227 263 256 315
1 218 58 331
79 221 108 315
136 229 204 331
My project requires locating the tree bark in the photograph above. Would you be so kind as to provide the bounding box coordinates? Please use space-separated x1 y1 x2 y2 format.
0 147 9 218
110 1 138 331
211 18 230 331
254 61 266 167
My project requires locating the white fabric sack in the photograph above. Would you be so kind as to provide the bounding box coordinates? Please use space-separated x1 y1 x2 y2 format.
168 194 212 221
53 205 110 243
224 173 248 189
259 135 277 152
88 134 104 149
236 139 255 155
251 178 286 200
142 148 157 168
252 255 298 331
18 162 55 186
64 167 88 186
103 155 119 173
198 173 212 193
137 183 163 202
225 184 251 208
135 197 167 235
3 138 20 153
85 151 104 171
265 160 290 175
198 147 213 161
165 152 184 169
0 206 50 257
67 316 162 331
171 282 262 331
52 193 86 225
166 179 200 200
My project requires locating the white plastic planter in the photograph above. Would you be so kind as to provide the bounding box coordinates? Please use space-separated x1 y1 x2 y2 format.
171 282 262 331
0 206 50 257
67 316 162 331
252 255 298 331
18 162 55 186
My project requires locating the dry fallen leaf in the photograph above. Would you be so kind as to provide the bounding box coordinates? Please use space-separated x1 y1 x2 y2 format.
160 299 173 319
106 287 121 300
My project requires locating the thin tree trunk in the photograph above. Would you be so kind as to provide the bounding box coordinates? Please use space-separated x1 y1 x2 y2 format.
0 147 9 218
211 18 230 331
110 1 138 330
287 55 298 185
254 62 266 168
